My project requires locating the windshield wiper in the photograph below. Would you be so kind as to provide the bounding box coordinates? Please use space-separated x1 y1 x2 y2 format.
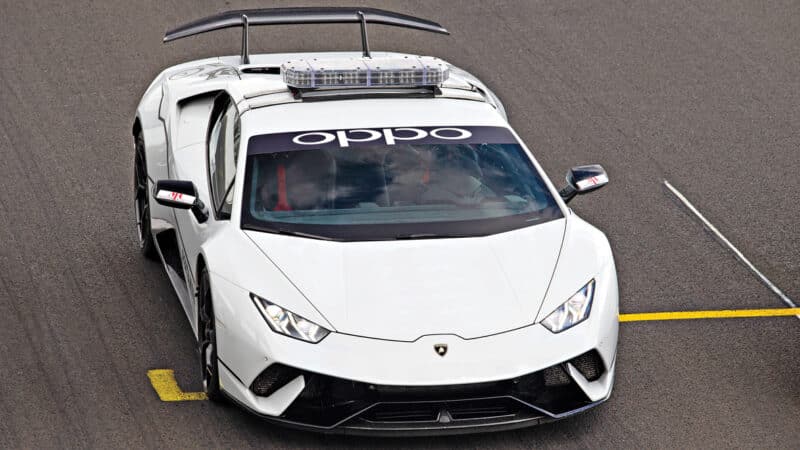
260 227 337 241
393 233 471 240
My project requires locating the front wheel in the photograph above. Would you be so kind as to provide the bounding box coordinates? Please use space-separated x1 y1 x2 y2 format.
134 132 157 260
198 267 224 402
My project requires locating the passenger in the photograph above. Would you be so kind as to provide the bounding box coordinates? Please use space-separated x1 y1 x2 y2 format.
383 146 428 206
419 145 495 205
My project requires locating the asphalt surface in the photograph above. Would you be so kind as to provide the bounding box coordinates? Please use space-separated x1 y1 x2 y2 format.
0 0 798 448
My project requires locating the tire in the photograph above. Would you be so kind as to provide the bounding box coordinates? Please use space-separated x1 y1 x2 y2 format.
134 132 158 260
198 267 224 402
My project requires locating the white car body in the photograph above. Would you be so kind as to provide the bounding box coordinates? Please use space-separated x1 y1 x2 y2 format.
133 9 618 435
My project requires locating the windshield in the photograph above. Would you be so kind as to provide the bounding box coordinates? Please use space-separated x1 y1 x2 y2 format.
241 126 562 241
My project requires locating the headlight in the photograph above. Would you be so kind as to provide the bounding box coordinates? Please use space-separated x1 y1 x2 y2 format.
251 294 330 343
541 280 595 333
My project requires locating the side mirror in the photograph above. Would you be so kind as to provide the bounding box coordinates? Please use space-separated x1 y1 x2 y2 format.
559 164 609 204
154 180 208 223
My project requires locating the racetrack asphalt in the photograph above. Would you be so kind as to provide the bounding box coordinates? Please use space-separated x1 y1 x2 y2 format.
0 0 798 448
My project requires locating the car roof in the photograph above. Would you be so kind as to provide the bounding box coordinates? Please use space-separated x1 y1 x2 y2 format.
158 51 508 144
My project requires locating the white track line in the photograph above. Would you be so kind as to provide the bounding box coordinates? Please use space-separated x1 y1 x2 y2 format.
663 180 798 315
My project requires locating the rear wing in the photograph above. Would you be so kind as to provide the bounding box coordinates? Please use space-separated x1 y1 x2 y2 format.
163 7 449 64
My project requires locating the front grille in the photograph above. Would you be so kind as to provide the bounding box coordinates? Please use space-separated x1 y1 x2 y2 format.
362 404 440 423
278 366 596 427
269 350 607 429
568 350 604 381
361 397 521 424
447 398 518 420
370 380 503 400
250 363 301 397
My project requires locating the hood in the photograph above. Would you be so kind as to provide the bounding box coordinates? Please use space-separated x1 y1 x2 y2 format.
244 219 565 342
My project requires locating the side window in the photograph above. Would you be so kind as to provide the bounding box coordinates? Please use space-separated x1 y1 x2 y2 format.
208 102 239 219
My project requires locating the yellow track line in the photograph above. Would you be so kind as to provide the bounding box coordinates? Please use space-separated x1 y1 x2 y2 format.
619 307 800 322
147 369 207 401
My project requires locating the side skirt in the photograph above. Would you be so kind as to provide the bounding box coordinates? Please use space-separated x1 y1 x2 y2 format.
153 228 197 336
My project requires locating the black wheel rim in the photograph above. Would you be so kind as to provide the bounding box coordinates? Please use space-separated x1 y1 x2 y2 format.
198 276 217 392
134 144 149 246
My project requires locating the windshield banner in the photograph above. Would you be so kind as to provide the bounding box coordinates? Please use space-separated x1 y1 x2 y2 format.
247 126 517 155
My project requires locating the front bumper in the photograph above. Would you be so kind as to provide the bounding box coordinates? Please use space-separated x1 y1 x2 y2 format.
210 266 618 435
219 350 614 435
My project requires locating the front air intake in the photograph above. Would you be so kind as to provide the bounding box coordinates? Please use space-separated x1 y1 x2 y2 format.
542 364 572 387
250 363 301 397
568 350 605 381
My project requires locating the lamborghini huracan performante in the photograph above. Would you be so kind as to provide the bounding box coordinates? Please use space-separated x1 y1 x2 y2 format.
133 7 618 435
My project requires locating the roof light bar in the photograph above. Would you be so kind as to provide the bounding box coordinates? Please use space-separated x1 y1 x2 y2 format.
281 56 449 89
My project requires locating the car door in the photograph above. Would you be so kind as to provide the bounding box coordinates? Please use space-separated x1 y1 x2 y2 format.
171 96 239 333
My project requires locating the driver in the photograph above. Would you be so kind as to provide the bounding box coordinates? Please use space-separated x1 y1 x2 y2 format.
255 151 335 212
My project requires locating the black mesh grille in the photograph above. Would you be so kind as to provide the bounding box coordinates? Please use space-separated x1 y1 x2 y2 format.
542 365 571 387
568 350 604 382
250 363 301 397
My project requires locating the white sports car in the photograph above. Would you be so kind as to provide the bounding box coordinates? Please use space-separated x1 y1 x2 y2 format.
133 7 618 435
